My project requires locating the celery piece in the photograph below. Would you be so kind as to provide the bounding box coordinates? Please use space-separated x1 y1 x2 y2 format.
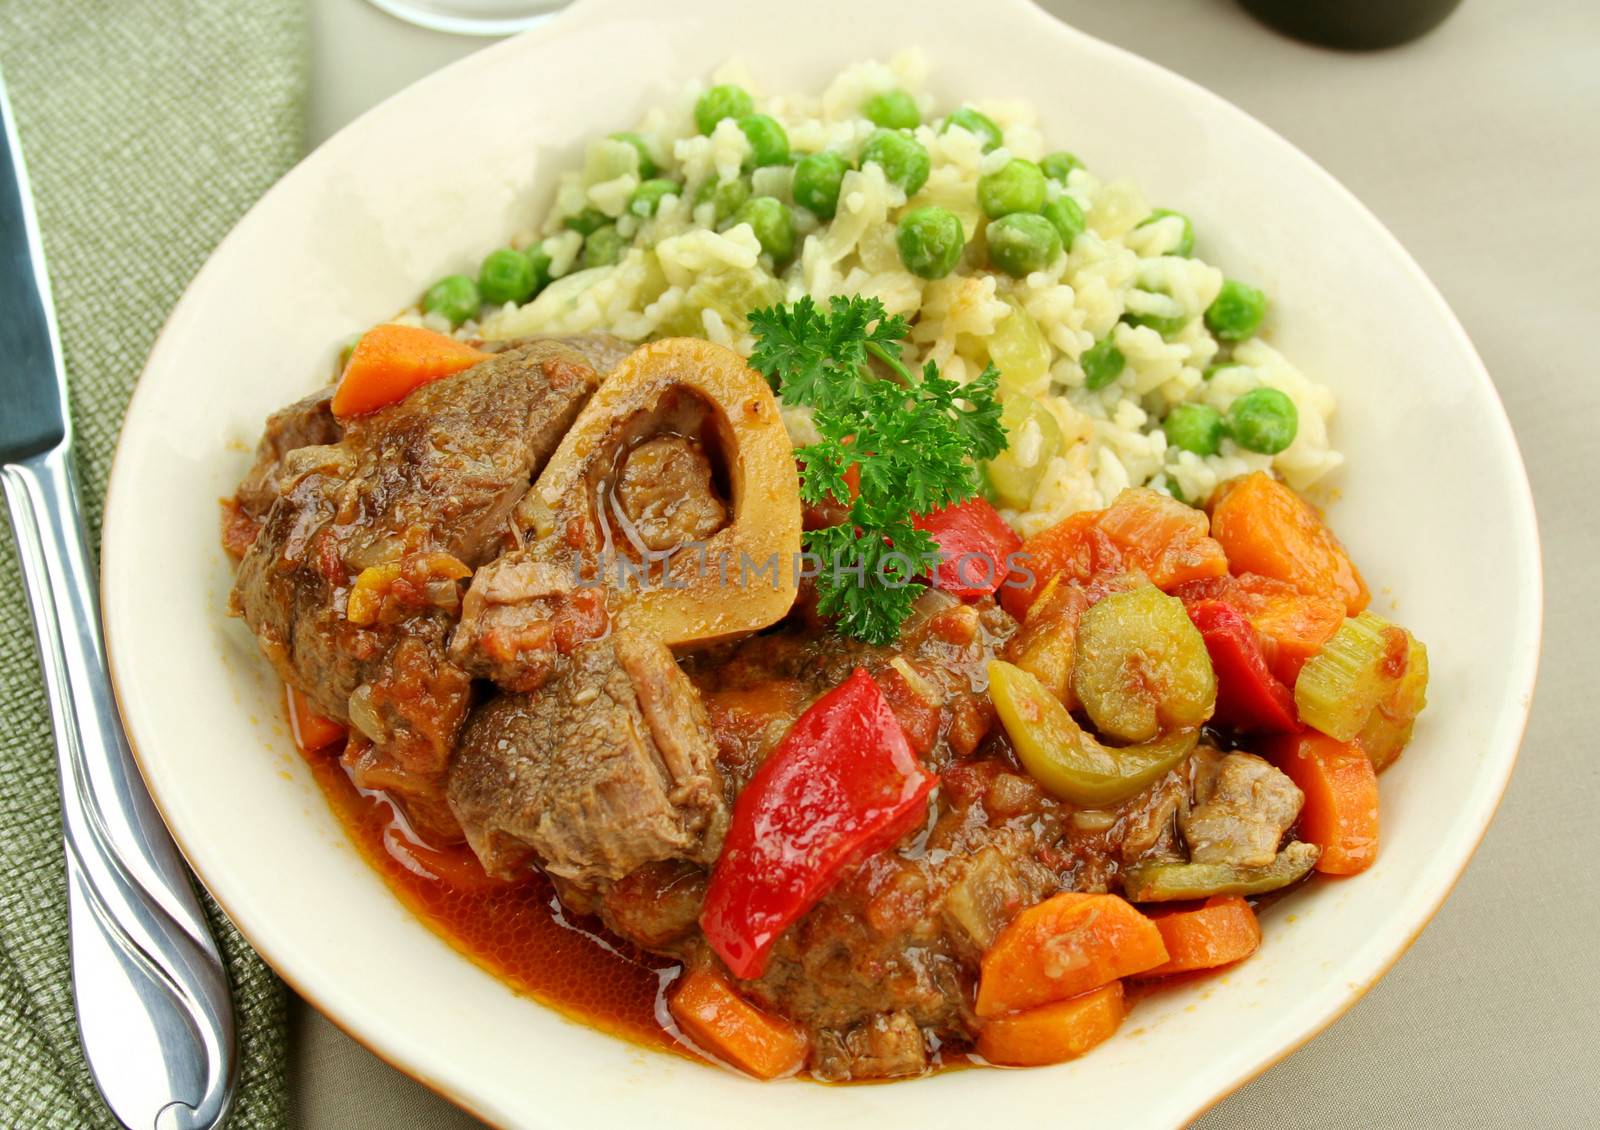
1294 611 1419 743
1123 841 1319 902
1357 634 1430 770
983 396 1063 510
989 660 1198 807
988 296 1052 398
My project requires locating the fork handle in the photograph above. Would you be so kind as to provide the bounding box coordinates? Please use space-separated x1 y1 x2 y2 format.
2 445 236 1130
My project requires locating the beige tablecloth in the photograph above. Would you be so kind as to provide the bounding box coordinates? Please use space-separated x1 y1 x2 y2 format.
291 0 1600 1125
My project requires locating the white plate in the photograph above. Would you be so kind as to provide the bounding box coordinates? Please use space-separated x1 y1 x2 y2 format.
101 0 1542 1126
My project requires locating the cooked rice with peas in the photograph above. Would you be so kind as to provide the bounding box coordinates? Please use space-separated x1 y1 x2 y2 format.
399 51 1341 535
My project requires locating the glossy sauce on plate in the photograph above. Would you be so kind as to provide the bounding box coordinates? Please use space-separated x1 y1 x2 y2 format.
301 742 692 1058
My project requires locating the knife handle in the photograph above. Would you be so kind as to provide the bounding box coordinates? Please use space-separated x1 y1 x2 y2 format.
1 446 237 1130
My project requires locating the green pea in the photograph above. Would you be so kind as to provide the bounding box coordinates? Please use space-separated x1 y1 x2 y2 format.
695 175 751 224
860 129 931 195
1042 195 1086 250
1205 279 1268 343
478 248 536 306
1163 403 1226 456
628 178 681 218
941 107 1003 153
978 158 1048 220
1040 151 1083 184
581 225 627 270
862 89 921 130
1162 475 1188 505
733 196 796 263
1081 335 1126 390
695 83 753 136
896 205 965 279
564 206 610 236
609 131 657 178
1136 208 1196 257
421 274 479 328
525 242 554 294
1228 387 1299 454
793 151 850 219
986 213 1062 277
738 114 790 169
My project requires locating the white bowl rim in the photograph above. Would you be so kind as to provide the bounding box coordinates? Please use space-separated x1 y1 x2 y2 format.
100 0 1544 1125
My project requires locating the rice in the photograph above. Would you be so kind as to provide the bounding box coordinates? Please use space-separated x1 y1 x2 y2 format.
455 51 1342 534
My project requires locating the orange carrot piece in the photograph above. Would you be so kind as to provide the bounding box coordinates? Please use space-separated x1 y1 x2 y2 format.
1003 489 1229 620
1094 487 1229 591
1144 896 1261 975
1267 732 1380 875
976 892 1168 1018
330 324 490 418
1209 472 1369 615
1003 511 1112 620
976 982 1126 1066
1240 584 1345 685
669 970 809 1079
286 684 346 754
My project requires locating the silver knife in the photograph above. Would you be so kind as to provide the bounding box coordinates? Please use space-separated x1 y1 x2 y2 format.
0 74 237 1130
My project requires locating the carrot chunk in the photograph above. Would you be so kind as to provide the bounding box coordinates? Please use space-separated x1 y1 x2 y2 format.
1266 732 1380 874
1209 472 1368 614
976 982 1125 1066
1003 511 1112 620
669 970 809 1079
1003 488 1228 620
1144 896 1262 975
330 324 490 418
976 892 1168 1018
286 684 346 754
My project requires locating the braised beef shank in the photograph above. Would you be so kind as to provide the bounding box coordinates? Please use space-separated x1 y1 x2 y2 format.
230 338 610 835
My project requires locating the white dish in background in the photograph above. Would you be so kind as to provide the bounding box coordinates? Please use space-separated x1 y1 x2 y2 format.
100 0 1541 1126
362 0 566 37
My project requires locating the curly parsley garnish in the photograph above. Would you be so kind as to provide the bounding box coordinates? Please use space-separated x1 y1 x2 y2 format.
748 295 1006 644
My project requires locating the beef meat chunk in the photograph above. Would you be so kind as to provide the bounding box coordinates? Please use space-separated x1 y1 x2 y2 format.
1180 750 1305 868
593 860 709 951
479 333 636 376
231 339 609 836
1119 769 1188 865
811 1012 928 1082
234 387 342 518
447 630 728 886
449 553 611 693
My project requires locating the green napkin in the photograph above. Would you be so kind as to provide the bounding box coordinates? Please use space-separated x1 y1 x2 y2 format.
0 2 306 1125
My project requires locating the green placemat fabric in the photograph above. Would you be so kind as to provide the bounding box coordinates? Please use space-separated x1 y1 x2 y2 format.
0 2 306 1126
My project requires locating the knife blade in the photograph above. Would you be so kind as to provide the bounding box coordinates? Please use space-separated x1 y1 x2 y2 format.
0 71 238 1130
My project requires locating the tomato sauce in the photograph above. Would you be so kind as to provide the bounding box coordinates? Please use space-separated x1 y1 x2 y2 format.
301 746 689 1056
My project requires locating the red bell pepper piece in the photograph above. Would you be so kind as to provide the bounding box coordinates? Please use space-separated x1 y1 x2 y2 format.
700 667 938 979
1186 600 1299 733
912 497 1023 600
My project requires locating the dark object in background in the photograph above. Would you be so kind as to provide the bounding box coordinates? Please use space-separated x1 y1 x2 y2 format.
1240 0 1465 49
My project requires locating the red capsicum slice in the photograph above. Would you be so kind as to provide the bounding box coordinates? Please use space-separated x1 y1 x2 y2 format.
912 497 1023 600
700 667 938 979
1185 600 1299 733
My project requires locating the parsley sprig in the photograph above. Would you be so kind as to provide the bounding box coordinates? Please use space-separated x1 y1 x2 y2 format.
748 295 1006 644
